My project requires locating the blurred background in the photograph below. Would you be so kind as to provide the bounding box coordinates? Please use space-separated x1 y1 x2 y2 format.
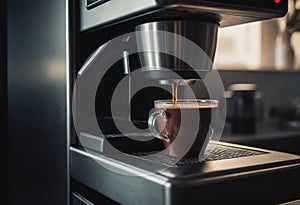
215 0 300 71
212 0 300 155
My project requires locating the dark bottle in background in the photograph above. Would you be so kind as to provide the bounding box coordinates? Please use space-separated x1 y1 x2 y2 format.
228 84 257 134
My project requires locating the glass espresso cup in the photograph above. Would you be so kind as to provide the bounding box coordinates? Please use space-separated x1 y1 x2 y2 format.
148 99 218 159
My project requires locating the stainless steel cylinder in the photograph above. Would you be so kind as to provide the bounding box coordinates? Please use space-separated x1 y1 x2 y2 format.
135 21 218 80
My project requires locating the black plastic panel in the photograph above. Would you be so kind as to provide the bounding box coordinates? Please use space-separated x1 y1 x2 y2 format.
205 0 286 10
80 0 288 31
162 0 288 11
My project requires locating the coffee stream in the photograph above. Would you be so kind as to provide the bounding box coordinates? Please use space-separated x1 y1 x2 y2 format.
172 81 179 104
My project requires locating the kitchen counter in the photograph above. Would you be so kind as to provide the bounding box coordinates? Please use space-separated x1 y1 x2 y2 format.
221 125 300 155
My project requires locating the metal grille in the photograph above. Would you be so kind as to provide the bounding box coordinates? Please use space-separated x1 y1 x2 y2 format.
132 144 268 167
205 145 266 161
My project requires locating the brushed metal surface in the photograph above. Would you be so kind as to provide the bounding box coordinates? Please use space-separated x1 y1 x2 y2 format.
71 147 171 205
7 0 68 204
80 0 157 31
135 21 217 80
71 143 300 204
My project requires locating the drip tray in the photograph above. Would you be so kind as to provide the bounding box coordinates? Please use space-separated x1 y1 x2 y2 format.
79 132 270 168
131 143 268 167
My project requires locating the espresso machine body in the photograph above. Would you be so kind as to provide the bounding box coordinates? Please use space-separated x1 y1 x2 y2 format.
80 0 288 31
77 0 288 81
70 0 300 204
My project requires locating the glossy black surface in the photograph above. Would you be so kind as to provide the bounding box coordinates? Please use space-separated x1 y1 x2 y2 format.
163 0 287 10
0 0 8 203
80 0 288 31
6 0 68 204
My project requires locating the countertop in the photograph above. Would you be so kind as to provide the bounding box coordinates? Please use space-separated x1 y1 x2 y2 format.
221 124 300 155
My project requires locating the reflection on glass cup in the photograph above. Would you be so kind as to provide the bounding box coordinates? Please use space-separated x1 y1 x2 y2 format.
148 99 218 160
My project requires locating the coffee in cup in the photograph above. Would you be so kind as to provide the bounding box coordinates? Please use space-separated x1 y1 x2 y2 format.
148 99 218 159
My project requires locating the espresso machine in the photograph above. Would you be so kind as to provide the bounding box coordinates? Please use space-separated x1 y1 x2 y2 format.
70 0 300 204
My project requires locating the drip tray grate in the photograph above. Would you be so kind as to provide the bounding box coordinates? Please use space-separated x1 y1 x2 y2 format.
131 144 268 167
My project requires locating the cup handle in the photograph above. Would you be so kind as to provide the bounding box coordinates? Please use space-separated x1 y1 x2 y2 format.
148 110 170 142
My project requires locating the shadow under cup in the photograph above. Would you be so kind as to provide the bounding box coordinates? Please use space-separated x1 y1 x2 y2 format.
153 99 218 160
